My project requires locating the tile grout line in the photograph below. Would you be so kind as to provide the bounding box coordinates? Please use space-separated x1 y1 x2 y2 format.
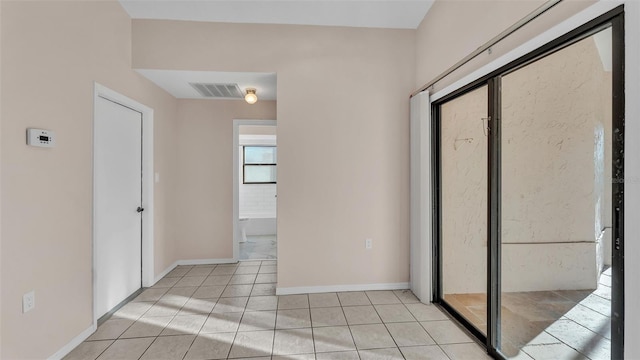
142 266 209 360
224 263 248 359
425 307 474 360
410 306 456 360
91 286 163 359
88 340 116 360
270 277 280 358
75 264 459 360
165 264 218 360
178 288 211 360
133 267 196 360
224 259 273 359
307 293 318 358
83 265 188 359
337 295 363 360
366 292 408 359
135 337 158 360
355 293 388 356
397 297 440 353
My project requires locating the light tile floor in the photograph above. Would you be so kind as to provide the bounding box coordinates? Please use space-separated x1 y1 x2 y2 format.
444 267 613 360
65 261 489 360
240 236 277 260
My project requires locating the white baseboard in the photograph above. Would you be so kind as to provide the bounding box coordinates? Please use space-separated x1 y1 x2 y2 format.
53 274 405 358
153 258 237 285
153 261 180 284
47 324 97 360
177 258 236 266
54 258 238 358
276 282 410 295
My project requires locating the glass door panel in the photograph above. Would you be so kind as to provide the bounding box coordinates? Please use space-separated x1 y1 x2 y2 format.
441 85 489 335
499 27 613 359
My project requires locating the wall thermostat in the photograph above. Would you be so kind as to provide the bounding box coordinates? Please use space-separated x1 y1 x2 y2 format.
27 128 55 148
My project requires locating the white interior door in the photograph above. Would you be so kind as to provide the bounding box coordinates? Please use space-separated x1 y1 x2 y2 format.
95 96 143 319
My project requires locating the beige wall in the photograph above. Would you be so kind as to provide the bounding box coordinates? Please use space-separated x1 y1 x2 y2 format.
133 20 416 288
0 2 3 356
174 100 276 261
502 35 611 243
501 34 612 292
415 0 595 93
240 125 277 136
0 1 178 358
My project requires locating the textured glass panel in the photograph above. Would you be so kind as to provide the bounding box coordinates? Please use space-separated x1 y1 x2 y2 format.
441 85 488 336
244 146 277 164
499 28 612 359
244 165 277 183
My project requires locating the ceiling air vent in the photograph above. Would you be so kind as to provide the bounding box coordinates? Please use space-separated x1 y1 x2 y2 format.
189 83 243 98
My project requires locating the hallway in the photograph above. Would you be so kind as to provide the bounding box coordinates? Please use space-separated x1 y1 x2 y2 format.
64 261 487 360
240 236 277 260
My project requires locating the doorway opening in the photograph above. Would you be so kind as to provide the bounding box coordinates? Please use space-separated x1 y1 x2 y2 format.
233 120 277 261
433 8 624 360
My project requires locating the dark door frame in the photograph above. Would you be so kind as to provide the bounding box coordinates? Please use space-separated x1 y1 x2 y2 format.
431 6 625 359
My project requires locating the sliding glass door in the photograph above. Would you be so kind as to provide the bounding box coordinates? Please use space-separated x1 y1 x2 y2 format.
433 7 624 360
440 86 488 336
499 25 615 359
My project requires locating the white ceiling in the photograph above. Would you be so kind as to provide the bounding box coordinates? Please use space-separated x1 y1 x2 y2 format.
136 70 277 100
119 0 434 30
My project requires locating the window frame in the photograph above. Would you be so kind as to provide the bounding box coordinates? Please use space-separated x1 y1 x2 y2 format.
242 145 277 184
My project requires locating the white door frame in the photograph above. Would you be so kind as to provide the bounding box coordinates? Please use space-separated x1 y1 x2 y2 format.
92 83 154 326
233 119 277 261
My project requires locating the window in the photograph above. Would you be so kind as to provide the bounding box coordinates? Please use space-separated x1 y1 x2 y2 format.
243 146 277 184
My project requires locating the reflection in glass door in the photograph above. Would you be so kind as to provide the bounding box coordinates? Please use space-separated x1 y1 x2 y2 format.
499 26 614 359
433 8 624 359
440 85 488 336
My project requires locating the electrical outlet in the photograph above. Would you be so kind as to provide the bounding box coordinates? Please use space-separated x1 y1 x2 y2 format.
23 291 35 313
365 238 372 250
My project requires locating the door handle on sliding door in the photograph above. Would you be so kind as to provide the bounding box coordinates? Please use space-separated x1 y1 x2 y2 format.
614 206 621 250
136 207 144 213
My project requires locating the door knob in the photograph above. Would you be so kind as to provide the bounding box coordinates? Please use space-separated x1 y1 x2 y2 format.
136 207 145 213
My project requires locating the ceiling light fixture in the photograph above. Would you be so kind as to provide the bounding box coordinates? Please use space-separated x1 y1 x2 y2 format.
245 88 257 104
